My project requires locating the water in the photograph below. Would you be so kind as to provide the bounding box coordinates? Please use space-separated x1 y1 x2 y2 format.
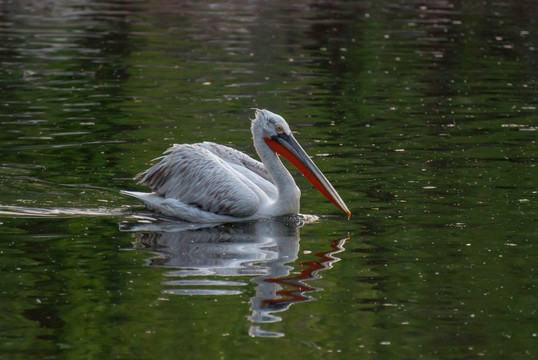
1 0 536 358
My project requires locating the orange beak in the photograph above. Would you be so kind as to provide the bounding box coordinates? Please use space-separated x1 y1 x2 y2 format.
264 133 351 218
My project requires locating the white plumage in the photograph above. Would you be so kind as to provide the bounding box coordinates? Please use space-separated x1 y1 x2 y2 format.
122 109 350 222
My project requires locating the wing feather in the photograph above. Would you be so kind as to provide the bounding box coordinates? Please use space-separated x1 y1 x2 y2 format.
136 143 274 217
198 142 273 184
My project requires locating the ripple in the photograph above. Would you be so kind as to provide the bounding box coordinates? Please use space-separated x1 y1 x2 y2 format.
162 289 243 296
7 139 127 150
162 279 247 286
0 205 124 218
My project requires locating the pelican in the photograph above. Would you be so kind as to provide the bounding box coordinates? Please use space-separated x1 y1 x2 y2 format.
122 109 350 222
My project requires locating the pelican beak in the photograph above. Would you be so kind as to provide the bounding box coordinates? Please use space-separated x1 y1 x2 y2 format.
264 133 351 218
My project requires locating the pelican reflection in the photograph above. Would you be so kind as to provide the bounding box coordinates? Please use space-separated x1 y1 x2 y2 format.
122 216 347 337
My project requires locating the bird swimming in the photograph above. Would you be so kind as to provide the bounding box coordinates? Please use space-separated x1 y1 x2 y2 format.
121 109 350 223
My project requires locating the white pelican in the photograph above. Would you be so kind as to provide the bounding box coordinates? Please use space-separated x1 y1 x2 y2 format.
122 109 350 222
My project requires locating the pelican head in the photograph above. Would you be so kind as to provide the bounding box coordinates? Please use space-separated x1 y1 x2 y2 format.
252 109 351 218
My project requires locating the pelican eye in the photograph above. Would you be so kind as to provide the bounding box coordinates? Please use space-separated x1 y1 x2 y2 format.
275 125 284 134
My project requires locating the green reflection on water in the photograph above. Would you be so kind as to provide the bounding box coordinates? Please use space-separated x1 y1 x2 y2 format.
0 0 536 359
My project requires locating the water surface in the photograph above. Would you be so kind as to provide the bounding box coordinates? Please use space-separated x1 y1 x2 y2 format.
0 0 536 359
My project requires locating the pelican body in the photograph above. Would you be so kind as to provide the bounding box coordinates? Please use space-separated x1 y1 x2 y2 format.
122 110 350 222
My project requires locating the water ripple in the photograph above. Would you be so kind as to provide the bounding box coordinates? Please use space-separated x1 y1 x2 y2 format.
0 205 124 218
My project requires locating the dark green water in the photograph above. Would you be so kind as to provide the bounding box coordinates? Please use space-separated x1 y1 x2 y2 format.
1 0 536 359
